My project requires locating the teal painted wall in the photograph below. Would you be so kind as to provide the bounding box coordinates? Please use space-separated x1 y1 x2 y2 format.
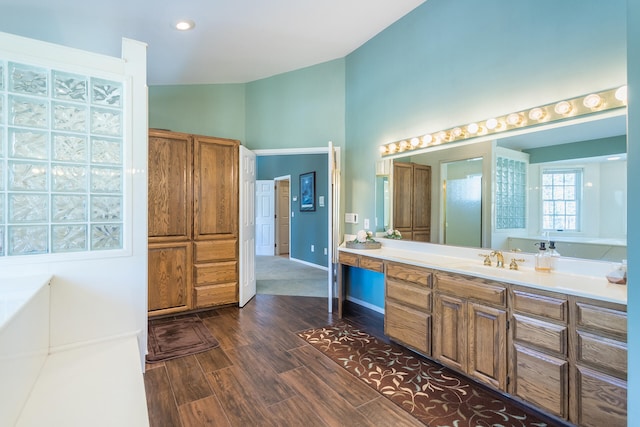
245 59 346 151
345 268 384 310
525 135 627 164
627 0 639 421
257 154 329 266
344 0 626 236
148 84 245 140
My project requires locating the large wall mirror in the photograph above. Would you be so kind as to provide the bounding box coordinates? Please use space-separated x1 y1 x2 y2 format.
376 109 627 262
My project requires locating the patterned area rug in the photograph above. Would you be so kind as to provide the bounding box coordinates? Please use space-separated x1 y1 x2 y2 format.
147 315 219 363
298 322 553 427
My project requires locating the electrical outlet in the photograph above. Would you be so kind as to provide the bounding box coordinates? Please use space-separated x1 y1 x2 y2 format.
311 245 315 252
364 218 370 229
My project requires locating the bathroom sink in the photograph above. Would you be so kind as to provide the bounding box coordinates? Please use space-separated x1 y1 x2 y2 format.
449 263 527 280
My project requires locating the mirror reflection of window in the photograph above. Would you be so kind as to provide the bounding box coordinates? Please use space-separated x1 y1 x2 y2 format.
541 168 582 231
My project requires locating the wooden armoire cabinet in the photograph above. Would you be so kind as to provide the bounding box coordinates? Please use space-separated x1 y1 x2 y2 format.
148 129 239 317
393 162 431 241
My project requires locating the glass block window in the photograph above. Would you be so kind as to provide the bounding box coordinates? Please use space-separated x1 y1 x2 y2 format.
542 168 581 231
0 59 124 256
495 156 526 229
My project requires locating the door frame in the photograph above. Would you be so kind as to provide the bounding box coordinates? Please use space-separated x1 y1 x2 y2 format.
253 146 340 312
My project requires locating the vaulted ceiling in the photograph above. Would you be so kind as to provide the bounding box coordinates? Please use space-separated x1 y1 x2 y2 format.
0 0 426 85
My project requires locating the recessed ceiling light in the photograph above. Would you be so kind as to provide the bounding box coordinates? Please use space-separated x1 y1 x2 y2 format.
175 20 195 31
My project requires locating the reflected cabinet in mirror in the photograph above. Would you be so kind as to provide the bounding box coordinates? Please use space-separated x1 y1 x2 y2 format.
376 110 627 262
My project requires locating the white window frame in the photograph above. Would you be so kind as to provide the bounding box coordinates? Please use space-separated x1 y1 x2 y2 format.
541 167 582 232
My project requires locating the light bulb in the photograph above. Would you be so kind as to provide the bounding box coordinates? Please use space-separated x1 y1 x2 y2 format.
486 118 498 130
422 134 433 145
379 145 387 154
554 101 572 115
467 123 479 134
528 108 546 121
452 127 463 137
410 137 420 147
615 85 627 102
175 20 195 30
506 113 524 126
583 94 602 109
388 143 397 153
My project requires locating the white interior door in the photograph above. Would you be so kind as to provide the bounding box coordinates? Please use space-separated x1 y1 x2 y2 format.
255 180 275 256
239 146 256 307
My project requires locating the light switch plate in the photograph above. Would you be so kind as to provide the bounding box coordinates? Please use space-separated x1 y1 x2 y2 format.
345 213 358 224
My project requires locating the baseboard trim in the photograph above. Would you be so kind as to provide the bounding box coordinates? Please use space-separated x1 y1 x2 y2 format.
289 257 329 271
346 296 385 314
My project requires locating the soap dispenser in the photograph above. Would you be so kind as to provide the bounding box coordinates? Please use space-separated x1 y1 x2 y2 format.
535 242 552 272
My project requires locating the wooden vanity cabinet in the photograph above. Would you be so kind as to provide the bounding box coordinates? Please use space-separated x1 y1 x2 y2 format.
384 262 432 356
570 297 627 427
433 271 507 390
393 162 431 242
148 129 239 316
509 287 569 419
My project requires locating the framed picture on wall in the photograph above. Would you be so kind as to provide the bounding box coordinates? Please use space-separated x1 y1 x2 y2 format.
300 171 316 211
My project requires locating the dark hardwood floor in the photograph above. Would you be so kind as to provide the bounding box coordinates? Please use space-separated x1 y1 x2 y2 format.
144 295 424 426
144 296 567 427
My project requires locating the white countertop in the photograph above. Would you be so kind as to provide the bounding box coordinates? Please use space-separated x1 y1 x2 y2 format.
339 239 627 305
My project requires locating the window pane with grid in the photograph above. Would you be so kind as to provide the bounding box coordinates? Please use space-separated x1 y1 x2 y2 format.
541 169 581 231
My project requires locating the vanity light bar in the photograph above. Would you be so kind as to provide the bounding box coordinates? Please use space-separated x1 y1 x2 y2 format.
379 85 628 157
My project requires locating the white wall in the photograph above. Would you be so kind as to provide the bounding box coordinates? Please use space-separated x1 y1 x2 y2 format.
0 33 148 368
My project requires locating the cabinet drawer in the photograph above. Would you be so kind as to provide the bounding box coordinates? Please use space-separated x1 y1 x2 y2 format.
577 331 627 377
359 256 384 272
513 314 567 355
385 300 431 355
194 239 237 263
386 262 430 287
194 282 238 307
339 252 359 267
512 290 567 322
195 261 237 285
576 302 626 338
435 272 506 306
387 278 431 311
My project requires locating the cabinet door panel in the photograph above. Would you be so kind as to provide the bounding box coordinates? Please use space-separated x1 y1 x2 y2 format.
574 365 626 427
436 272 506 306
148 242 192 315
433 294 466 371
467 303 506 389
513 344 568 419
412 164 431 232
392 162 413 231
385 300 431 355
148 131 192 240
193 136 238 239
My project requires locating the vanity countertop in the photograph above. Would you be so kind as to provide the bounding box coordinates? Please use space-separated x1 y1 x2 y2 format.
339 241 627 305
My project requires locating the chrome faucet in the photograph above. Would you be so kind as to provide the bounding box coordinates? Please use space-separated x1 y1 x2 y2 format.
490 250 505 268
